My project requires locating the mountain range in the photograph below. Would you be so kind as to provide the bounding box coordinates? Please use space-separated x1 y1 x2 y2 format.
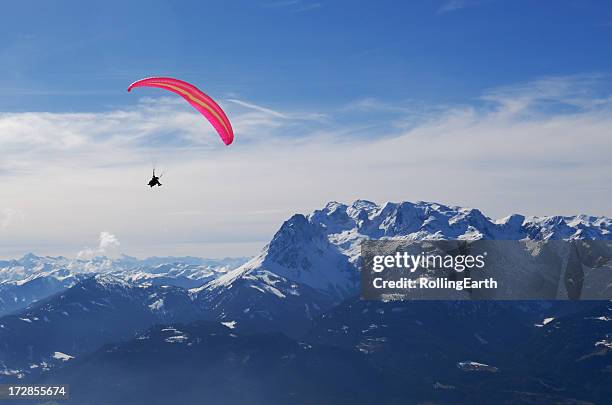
0 200 610 404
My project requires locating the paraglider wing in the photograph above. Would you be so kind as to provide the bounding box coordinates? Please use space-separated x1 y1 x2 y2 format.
127 77 234 145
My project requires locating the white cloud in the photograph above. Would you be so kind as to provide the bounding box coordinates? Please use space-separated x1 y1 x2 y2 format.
0 75 610 258
77 231 121 259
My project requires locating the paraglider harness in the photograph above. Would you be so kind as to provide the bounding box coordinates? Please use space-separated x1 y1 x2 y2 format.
148 169 162 187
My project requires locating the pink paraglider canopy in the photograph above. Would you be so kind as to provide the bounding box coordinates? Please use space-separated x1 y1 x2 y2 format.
128 77 234 146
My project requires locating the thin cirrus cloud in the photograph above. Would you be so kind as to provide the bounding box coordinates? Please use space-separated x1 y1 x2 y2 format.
438 0 487 14
262 0 322 12
0 74 610 258
438 0 470 13
227 99 289 119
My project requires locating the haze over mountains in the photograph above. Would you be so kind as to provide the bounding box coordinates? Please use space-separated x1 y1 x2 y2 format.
0 200 610 404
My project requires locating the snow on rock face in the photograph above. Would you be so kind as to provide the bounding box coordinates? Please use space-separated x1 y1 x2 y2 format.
221 321 237 329
52 351 74 362
457 361 498 372
595 338 612 349
202 200 611 302
535 317 557 328
148 299 165 311
160 327 190 344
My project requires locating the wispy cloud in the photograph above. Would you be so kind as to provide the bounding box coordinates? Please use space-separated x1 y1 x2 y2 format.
439 0 469 13
480 74 612 119
294 2 321 12
227 99 288 119
438 0 485 13
263 0 300 7
0 96 321 176
1 75 611 258
228 98 327 122
262 0 321 12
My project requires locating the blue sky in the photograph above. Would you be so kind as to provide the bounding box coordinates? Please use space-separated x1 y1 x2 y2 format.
1 1 611 258
2 0 611 113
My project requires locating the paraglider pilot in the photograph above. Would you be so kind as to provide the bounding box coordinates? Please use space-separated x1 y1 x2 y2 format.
148 169 162 187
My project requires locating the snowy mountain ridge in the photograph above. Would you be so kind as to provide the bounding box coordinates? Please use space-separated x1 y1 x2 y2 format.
203 200 611 301
0 254 248 285
1 200 610 385
0 254 248 316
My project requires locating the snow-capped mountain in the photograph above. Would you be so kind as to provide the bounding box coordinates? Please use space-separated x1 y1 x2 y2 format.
197 200 611 318
0 254 248 284
1 200 610 403
0 254 77 284
0 254 248 316
0 274 205 375
0 273 88 318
